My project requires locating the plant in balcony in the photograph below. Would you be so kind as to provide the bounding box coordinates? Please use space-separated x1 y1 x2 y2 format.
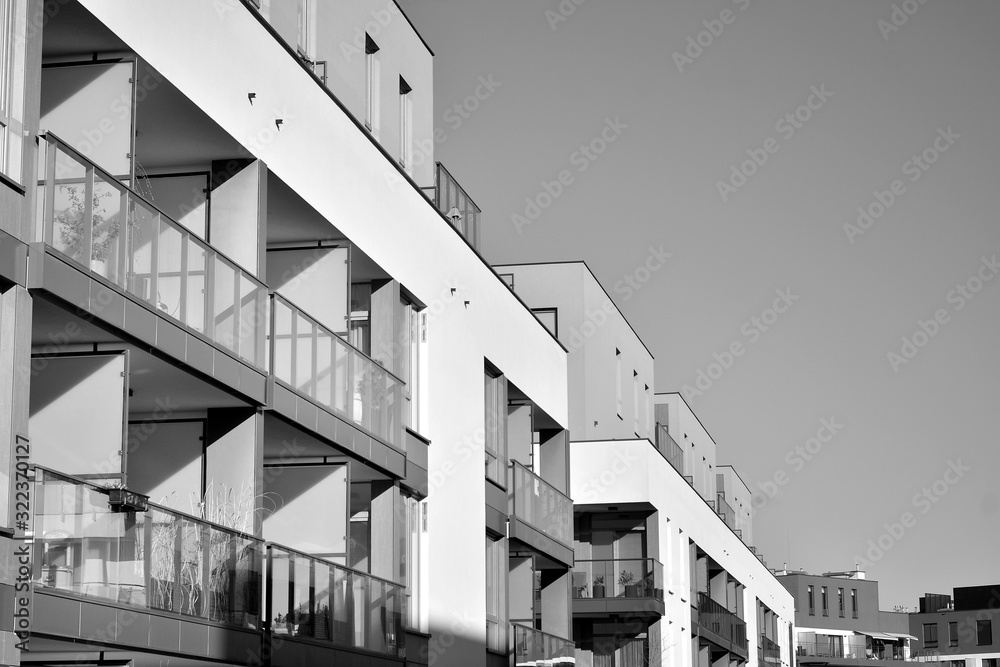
592 576 606 598
619 570 639 597
54 185 120 272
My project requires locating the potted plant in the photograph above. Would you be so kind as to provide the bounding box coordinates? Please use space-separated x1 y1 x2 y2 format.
54 185 120 274
619 570 639 597
592 576 606 598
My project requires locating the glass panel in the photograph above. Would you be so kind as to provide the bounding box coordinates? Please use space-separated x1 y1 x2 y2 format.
148 510 179 613
332 567 353 645
295 313 314 396
351 351 370 431
186 238 207 333
213 259 236 352
156 221 184 321
352 573 368 648
270 549 291 636
239 273 261 365
315 329 333 408
128 197 157 305
273 299 294 385
49 148 88 263
332 337 349 416
315 561 331 641
370 364 385 441
178 518 204 617
91 174 123 284
292 555 312 637
368 578 386 652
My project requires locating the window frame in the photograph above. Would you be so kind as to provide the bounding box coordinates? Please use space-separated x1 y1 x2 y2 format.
0 0 26 184
398 76 412 171
977 619 992 646
821 586 828 616
923 623 938 647
365 35 381 136
807 585 815 615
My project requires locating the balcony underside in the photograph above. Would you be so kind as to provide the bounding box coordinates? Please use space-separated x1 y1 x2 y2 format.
28 250 267 404
695 624 749 662
30 589 261 664
572 596 665 619
268 382 406 480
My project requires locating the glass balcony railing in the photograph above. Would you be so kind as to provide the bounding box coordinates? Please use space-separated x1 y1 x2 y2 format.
716 493 736 531
511 623 575 666
572 559 664 600
760 635 781 664
37 132 266 368
694 592 748 654
432 162 481 251
267 545 404 658
510 461 572 547
269 293 404 451
31 467 263 629
797 641 907 661
654 423 684 474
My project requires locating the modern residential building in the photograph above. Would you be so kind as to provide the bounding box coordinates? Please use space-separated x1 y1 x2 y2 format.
496 261 795 667
776 568 918 665
909 586 1000 667
0 2 572 667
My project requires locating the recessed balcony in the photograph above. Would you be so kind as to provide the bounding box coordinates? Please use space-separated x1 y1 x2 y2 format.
571 558 665 618
693 592 748 660
37 132 266 369
508 461 573 566
511 622 575 667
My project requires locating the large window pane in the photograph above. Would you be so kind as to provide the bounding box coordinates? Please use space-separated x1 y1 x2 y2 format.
213 259 236 352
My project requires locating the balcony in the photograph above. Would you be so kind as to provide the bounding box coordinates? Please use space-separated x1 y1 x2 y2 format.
270 292 404 452
266 545 404 659
508 461 573 566
37 132 266 369
797 641 909 663
511 623 575 667
31 467 263 659
760 635 781 665
572 559 665 618
654 423 684 474
430 162 481 251
716 493 736 531
694 592 748 659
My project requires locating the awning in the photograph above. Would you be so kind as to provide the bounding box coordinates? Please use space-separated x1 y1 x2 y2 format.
855 631 897 641
885 632 918 641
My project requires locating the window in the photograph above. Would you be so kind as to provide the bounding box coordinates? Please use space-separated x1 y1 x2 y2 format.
949 622 958 647
851 588 858 618
923 623 938 647
296 0 311 56
398 77 412 171
499 273 515 291
821 586 828 616
984 659 998 667
807 585 815 615
645 384 651 436
402 495 424 631
531 308 557 337
0 0 26 183
838 588 845 617
633 370 639 431
485 535 507 653
615 349 622 418
977 620 992 646
484 366 507 487
365 35 381 135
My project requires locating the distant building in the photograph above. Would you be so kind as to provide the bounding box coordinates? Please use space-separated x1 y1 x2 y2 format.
909 585 1000 667
777 569 917 665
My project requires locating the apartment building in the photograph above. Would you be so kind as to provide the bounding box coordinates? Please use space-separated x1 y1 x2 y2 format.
777 568 917 665
496 261 795 667
909 586 1000 667
0 1 572 667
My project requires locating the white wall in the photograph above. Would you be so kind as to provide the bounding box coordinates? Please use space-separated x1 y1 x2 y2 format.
77 5 568 665
571 438 795 667
499 262 655 442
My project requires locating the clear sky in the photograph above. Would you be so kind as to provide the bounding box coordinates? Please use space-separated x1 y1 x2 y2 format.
404 0 1000 609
